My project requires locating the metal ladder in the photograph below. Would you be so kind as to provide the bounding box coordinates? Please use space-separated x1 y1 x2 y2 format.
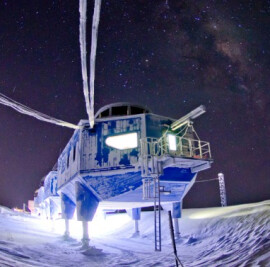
150 157 162 251
153 175 161 251
140 139 162 251
142 156 162 251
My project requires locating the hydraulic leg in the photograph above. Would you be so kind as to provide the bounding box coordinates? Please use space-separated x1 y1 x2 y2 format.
127 208 141 236
75 182 99 247
61 193 76 238
172 202 182 239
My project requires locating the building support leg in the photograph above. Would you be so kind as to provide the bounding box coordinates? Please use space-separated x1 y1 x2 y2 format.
127 208 141 236
60 193 76 238
82 221 90 248
75 182 99 247
49 199 57 220
135 219 139 234
172 202 182 239
173 218 180 237
64 218 70 238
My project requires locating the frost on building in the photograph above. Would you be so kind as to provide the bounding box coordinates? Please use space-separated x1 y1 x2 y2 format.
34 103 212 249
33 176 45 217
34 164 60 219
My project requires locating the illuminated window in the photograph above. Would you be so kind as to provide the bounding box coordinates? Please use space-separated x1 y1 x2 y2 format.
105 132 138 150
168 134 177 151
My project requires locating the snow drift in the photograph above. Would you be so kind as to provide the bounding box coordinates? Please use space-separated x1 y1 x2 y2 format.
0 201 269 266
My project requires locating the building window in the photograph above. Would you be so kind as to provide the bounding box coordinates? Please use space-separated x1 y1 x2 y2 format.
67 153 70 168
105 132 138 150
73 144 76 161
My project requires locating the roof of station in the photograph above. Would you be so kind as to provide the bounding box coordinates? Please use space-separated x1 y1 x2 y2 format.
94 102 151 119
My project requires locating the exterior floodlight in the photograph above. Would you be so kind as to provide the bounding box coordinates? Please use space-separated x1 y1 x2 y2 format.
105 132 138 150
168 134 177 151
171 105 206 131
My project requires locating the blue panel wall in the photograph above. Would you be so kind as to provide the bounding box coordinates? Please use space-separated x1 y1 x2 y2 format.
82 171 142 200
44 172 58 199
161 167 195 182
58 130 80 188
80 117 142 172
59 130 80 174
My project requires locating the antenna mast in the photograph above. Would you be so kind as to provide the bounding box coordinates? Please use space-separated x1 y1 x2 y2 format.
218 173 227 207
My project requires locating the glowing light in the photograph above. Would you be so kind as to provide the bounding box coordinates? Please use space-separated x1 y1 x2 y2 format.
89 211 130 237
105 133 138 150
168 134 177 151
40 211 131 238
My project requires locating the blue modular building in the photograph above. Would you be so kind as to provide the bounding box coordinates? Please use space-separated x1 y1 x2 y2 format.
34 103 212 247
34 169 60 219
43 169 60 219
33 176 45 217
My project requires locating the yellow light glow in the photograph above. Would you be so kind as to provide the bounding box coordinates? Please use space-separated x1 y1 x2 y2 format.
105 132 138 150
168 134 177 151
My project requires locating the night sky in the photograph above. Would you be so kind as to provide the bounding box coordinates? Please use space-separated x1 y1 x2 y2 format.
0 0 269 209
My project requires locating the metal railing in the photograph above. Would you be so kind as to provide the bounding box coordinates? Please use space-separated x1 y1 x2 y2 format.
140 135 211 160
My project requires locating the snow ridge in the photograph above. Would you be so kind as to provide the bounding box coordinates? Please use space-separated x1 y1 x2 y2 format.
0 201 269 266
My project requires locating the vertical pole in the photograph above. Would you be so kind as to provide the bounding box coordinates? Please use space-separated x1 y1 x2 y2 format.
180 137 183 156
154 177 158 250
143 178 146 199
173 218 180 238
135 220 139 234
158 175 161 249
64 219 70 238
154 175 161 251
132 208 141 235
199 140 202 158
168 211 179 267
172 202 181 239
218 173 227 207
154 177 157 250
82 221 90 248
188 139 192 157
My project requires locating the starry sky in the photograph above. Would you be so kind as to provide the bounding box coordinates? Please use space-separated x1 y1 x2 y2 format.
0 0 269 208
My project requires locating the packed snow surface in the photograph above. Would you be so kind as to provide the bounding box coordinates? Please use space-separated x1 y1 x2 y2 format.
0 201 269 266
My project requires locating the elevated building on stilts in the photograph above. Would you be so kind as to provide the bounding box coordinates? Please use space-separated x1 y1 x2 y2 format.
34 102 213 249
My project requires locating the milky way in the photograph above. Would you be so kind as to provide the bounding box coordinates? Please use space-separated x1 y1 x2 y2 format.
0 0 269 208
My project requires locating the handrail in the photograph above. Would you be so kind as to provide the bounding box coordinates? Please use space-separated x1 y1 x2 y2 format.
140 135 211 160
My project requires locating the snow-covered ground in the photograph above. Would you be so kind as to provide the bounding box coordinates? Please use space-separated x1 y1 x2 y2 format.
0 200 269 267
